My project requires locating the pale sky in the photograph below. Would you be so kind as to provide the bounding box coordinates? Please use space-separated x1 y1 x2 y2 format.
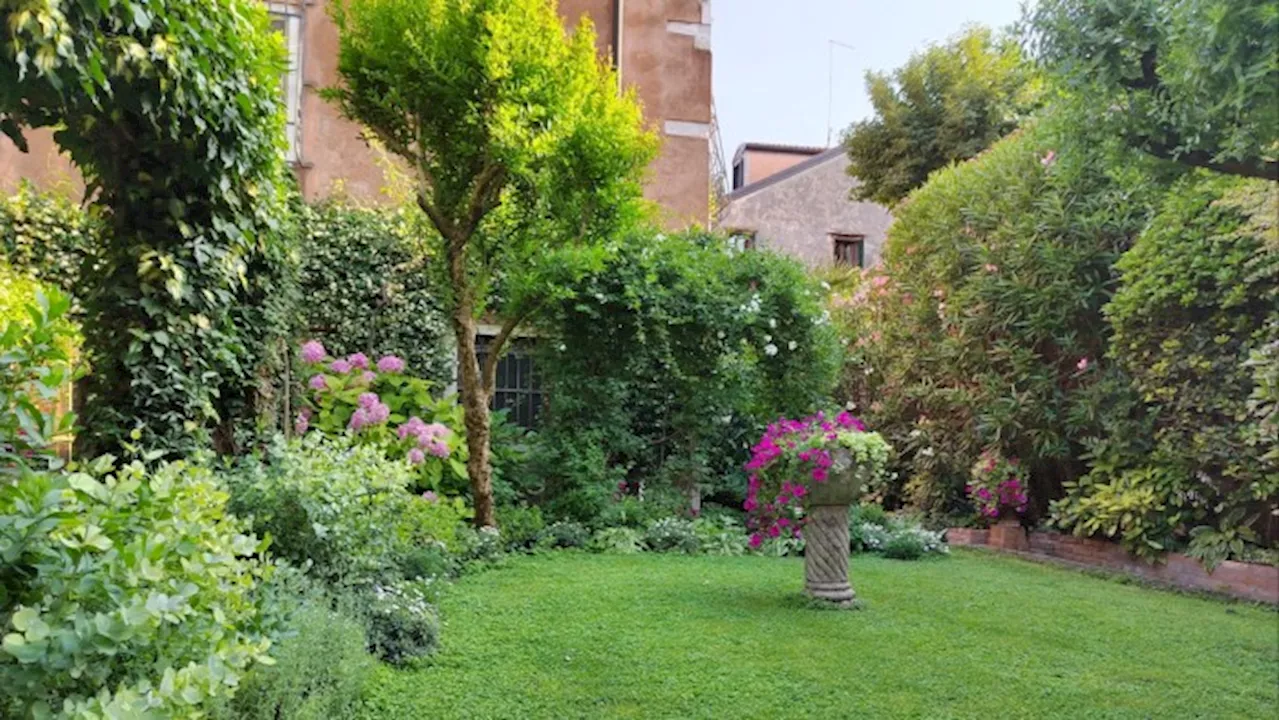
712 0 1025 163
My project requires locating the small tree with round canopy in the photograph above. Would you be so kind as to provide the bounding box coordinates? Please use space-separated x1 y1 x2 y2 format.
325 0 657 526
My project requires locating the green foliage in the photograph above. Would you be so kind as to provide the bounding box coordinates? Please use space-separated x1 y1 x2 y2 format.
850 515 948 559
1027 0 1278 180
325 0 658 526
0 182 97 298
213 594 374 720
533 229 840 519
495 503 546 551
0 458 273 717
693 516 748 556
643 518 700 554
223 435 420 587
836 114 1167 521
455 526 505 567
366 579 440 666
844 26 1042 206
1054 174 1278 560
587 526 644 554
1 0 297 456
297 203 452 384
297 341 468 492
536 520 590 550
1 285 79 474
397 494 472 553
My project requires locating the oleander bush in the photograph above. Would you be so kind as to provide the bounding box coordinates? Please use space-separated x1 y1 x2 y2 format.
0 458 273 717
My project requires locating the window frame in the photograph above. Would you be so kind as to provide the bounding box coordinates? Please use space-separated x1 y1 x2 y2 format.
831 233 865 268
268 3 303 164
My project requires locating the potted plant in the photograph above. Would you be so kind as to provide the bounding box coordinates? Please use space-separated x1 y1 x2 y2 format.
744 411 891 606
967 448 1030 550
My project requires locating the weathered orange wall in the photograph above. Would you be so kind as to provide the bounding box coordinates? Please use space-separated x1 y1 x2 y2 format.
742 149 818 186
0 0 711 227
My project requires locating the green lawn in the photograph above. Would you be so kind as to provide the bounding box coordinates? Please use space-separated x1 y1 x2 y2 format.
360 550 1277 719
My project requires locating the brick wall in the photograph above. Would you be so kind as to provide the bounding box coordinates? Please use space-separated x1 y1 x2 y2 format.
948 527 1278 604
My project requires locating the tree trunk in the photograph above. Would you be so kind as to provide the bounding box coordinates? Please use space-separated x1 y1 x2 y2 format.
452 305 496 528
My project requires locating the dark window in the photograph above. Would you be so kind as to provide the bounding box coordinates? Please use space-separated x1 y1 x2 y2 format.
832 233 865 267
473 335 542 429
732 160 745 190
726 229 756 252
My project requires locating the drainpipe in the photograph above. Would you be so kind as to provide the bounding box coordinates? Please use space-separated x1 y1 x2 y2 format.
612 0 624 92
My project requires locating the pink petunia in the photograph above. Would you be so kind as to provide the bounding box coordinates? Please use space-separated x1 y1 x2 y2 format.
748 533 763 549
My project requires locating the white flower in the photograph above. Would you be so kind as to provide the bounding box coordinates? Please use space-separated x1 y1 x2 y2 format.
863 366 873 375
920 447 935 457
768 318 777 329
788 340 798 351
764 343 778 357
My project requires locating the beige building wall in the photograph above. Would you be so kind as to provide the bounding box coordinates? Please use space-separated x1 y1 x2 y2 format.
717 149 894 269
736 148 820 186
0 0 711 227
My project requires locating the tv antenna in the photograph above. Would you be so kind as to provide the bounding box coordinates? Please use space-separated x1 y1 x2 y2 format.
826 39 856 147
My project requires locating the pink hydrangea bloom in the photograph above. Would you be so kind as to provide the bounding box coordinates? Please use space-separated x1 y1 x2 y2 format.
294 409 310 435
330 359 352 374
308 374 327 391
407 448 425 465
347 352 370 370
421 490 438 502
362 371 376 383
300 340 327 363
424 439 450 458
376 355 406 373
358 392 380 409
348 407 369 431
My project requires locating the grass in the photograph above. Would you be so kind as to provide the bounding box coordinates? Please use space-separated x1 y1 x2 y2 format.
360 550 1277 719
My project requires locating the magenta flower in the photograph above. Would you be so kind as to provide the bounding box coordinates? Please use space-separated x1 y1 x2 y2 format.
294 409 310 435
348 407 369 431
308 374 327 391
421 490 438 502
407 448 425 465
743 498 757 511
376 355 406 373
362 371 376 383
300 340 327 363
748 533 763 549
329 359 352 374
812 468 828 483
424 439 450 458
347 352 370 370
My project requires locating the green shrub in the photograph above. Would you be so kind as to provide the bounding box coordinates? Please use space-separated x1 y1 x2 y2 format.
881 533 927 560
223 435 418 587
1058 174 1278 561
364 579 440 666
849 503 888 528
534 229 839 516
694 516 748 556
1 285 79 475
0 181 97 302
297 203 452 385
588 527 645 554
398 541 454 582
537 520 591 550
835 113 1168 520
456 526 504 567
0 458 273 717
496 504 546 551
643 517 700 554
213 594 373 720
396 493 472 553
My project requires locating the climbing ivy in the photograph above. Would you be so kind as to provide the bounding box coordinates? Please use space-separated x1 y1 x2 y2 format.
0 0 294 455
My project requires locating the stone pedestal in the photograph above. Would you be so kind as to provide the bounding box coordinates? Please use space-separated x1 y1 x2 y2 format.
804 504 855 606
989 515 1028 552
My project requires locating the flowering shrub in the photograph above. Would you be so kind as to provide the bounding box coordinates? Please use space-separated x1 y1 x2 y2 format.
365 579 439 665
967 448 1029 522
297 339 466 490
643 517 700 554
743 411 890 548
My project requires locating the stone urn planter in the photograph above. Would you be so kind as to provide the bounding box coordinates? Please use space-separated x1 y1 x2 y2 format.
803 447 863 607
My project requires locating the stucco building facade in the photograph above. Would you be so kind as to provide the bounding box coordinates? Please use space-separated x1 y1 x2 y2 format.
0 0 713 228
717 144 893 269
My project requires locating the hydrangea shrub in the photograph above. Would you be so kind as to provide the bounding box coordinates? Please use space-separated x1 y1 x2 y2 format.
967 448 1029 522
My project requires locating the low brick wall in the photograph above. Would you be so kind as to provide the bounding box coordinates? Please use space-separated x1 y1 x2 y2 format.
947 527 1278 604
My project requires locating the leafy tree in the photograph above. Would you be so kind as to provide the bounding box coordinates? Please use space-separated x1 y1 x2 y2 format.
0 0 295 456
325 0 656 526
1027 0 1278 180
843 26 1040 206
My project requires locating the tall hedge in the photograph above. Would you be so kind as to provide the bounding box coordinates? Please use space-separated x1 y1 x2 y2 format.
531 231 840 521
836 115 1168 519
1 0 294 456
1054 174 1278 563
296 203 452 385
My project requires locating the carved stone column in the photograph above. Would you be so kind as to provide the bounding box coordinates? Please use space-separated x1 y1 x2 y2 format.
804 504 855 605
